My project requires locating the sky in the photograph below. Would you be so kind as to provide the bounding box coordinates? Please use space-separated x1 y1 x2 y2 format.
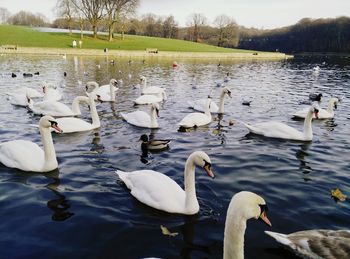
1 0 350 29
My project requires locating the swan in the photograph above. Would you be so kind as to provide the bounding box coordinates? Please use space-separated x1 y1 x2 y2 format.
189 87 231 114
140 76 167 99
179 98 212 129
0 115 62 172
140 134 171 155
27 96 87 117
242 106 319 141
53 94 100 133
43 83 63 101
293 97 339 119
224 191 271 259
115 151 214 214
120 103 159 129
265 229 350 259
86 79 118 102
6 87 43 98
7 93 31 107
134 93 165 105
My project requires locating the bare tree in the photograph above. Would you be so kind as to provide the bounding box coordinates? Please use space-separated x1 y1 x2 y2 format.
162 15 177 38
214 14 239 47
187 13 207 42
8 11 48 27
0 7 11 24
103 0 139 41
55 0 76 35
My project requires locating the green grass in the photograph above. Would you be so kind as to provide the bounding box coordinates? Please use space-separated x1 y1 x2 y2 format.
0 25 257 53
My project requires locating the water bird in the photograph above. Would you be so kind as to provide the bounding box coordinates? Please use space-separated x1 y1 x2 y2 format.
242 100 252 106
23 73 33 77
64 72 67 77
241 105 319 141
134 93 164 105
11 73 17 78
293 97 339 119
0 116 61 172
172 61 178 68
309 93 322 102
85 79 119 102
313 65 320 72
115 151 214 214
224 191 271 259
7 93 31 107
139 76 167 98
6 87 43 98
265 229 350 259
140 134 171 155
34 72 39 75
42 83 63 101
224 72 230 83
179 98 212 129
120 103 160 129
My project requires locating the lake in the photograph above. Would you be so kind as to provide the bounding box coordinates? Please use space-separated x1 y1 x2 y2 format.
0 54 349 259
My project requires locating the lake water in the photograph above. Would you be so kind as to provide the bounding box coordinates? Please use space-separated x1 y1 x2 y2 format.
0 54 349 259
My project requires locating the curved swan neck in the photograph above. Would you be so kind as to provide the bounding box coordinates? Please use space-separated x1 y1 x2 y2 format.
327 100 335 114
218 91 226 114
184 157 199 214
150 106 158 128
89 97 100 127
224 201 247 259
39 126 58 171
110 83 116 101
71 96 85 115
303 109 314 140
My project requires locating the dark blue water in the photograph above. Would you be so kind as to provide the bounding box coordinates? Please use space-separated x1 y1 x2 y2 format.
0 54 349 259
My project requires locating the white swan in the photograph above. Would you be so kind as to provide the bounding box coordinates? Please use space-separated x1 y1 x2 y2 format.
140 76 167 99
53 94 100 133
224 191 271 259
115 151 214 214
189 87 231 114
43 83 63 101
86 79 118 102
6 87 43 98
242 106 319 141
7 93 31 107
134 93 165 105
293 97 339 119
179 98 212 128
265 229 350 259
0 116 62 172
28 96 86 117
120 103 159 128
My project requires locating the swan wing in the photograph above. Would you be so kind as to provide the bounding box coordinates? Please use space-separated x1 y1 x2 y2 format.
116 170 185 213
121 111 151 128
9 87 43 98
192 99 218 113
134 95 162 105
179 113 211 128
32 101 73 116
55 117 94 133
0 140 44 171
265 230 350 259
142 86 164 95
8 94 27 106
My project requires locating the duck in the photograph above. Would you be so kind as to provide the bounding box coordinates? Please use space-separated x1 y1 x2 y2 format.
224 191 271 259
0 116 62 172
42 83 63 101
140 134 171 155
224 72 230 83
189 87 231 114
293 97 339 119
53 94 100 133
27 95 87 117
309 93 322 102
7 87 43 98
242 105 319 141
85 79 118 102
139 76 167 99
120 103 160 129
265 229 350 259
179 98 212 129
115 151 214 214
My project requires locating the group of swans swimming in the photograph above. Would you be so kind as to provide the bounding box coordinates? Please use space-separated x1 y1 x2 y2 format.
0 75 345 258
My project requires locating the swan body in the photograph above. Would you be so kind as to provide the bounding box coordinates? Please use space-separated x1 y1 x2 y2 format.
7 93 30 107
116 151 214 214
134 94 164 105
7 87 43 98
0 116 61 172
242 106 319 141
224 191 271 259
293 98 338 119
53 95 100 133
265 229 350 259
86 79 119 102
179 98 212 128
140 76 167 99
121 103 159 129
28 96 86 117
43 84 63 101
189 87 231 114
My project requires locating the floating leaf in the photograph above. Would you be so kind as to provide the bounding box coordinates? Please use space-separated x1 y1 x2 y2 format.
331 188 347 202
160 225 178 237
212 129 220 135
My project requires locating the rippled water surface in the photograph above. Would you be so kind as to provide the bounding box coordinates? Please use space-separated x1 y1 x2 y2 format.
0 54 349 259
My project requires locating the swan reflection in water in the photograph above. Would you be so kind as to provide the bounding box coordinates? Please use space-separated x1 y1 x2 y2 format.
295 142 313 181
212 114 228 145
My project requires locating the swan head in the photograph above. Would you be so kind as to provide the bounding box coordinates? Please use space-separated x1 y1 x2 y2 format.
309 105 319 119
151 103 160 117
330 97 339 109
188 151 214 178
230 191 271 227
40 115 62 133
110 79 118 86
85 81 99 91
223 87 232 98
140 76 146 83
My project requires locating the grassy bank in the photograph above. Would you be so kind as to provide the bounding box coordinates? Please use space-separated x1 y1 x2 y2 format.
0 25 257 53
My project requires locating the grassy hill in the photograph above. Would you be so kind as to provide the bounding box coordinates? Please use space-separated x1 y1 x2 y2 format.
0 25 256 53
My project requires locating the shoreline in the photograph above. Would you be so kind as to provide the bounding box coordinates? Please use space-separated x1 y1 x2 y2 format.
0 47 293 60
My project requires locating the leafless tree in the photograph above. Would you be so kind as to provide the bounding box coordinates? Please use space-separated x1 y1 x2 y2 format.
214 14 239 47
187 13 207 42
55 0 76 35
8 11 48 27
0 7 11 24
162 15 177 38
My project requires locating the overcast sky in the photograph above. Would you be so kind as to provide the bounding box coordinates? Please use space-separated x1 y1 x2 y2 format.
1 0 350 29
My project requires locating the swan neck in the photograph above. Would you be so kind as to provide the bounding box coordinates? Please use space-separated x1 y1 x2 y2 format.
327 101 335 113
39 126 58 171
89 98 100 127
224 204 247 259
218 92 226 114
303 109 313 140
71 96 84 115
204 100 212 117
110 83 116 101
184 158 199 214
150 107 158 128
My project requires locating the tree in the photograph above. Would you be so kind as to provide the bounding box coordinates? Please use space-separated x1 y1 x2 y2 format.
103 0 139 41
8 11 48 27
214 14 239 47
162 15 177 38
55 0 76 35
0 7 11 24
187 13 207 42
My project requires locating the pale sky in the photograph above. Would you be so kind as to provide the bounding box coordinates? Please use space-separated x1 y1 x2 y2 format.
1 0 350 29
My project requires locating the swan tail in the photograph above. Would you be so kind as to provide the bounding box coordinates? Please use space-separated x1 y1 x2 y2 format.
115 170 127 182
264 231 292 246
238 120 257 132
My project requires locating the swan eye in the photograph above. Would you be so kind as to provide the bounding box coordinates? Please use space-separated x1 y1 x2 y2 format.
49 120 58 127
314 108 319 113
259 204 268 213
203 160 211 169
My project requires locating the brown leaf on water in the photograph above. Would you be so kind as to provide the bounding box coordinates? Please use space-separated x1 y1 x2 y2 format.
160 225 178 237
331 188 347 202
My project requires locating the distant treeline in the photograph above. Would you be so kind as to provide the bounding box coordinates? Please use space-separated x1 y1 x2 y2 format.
238 17 350 53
